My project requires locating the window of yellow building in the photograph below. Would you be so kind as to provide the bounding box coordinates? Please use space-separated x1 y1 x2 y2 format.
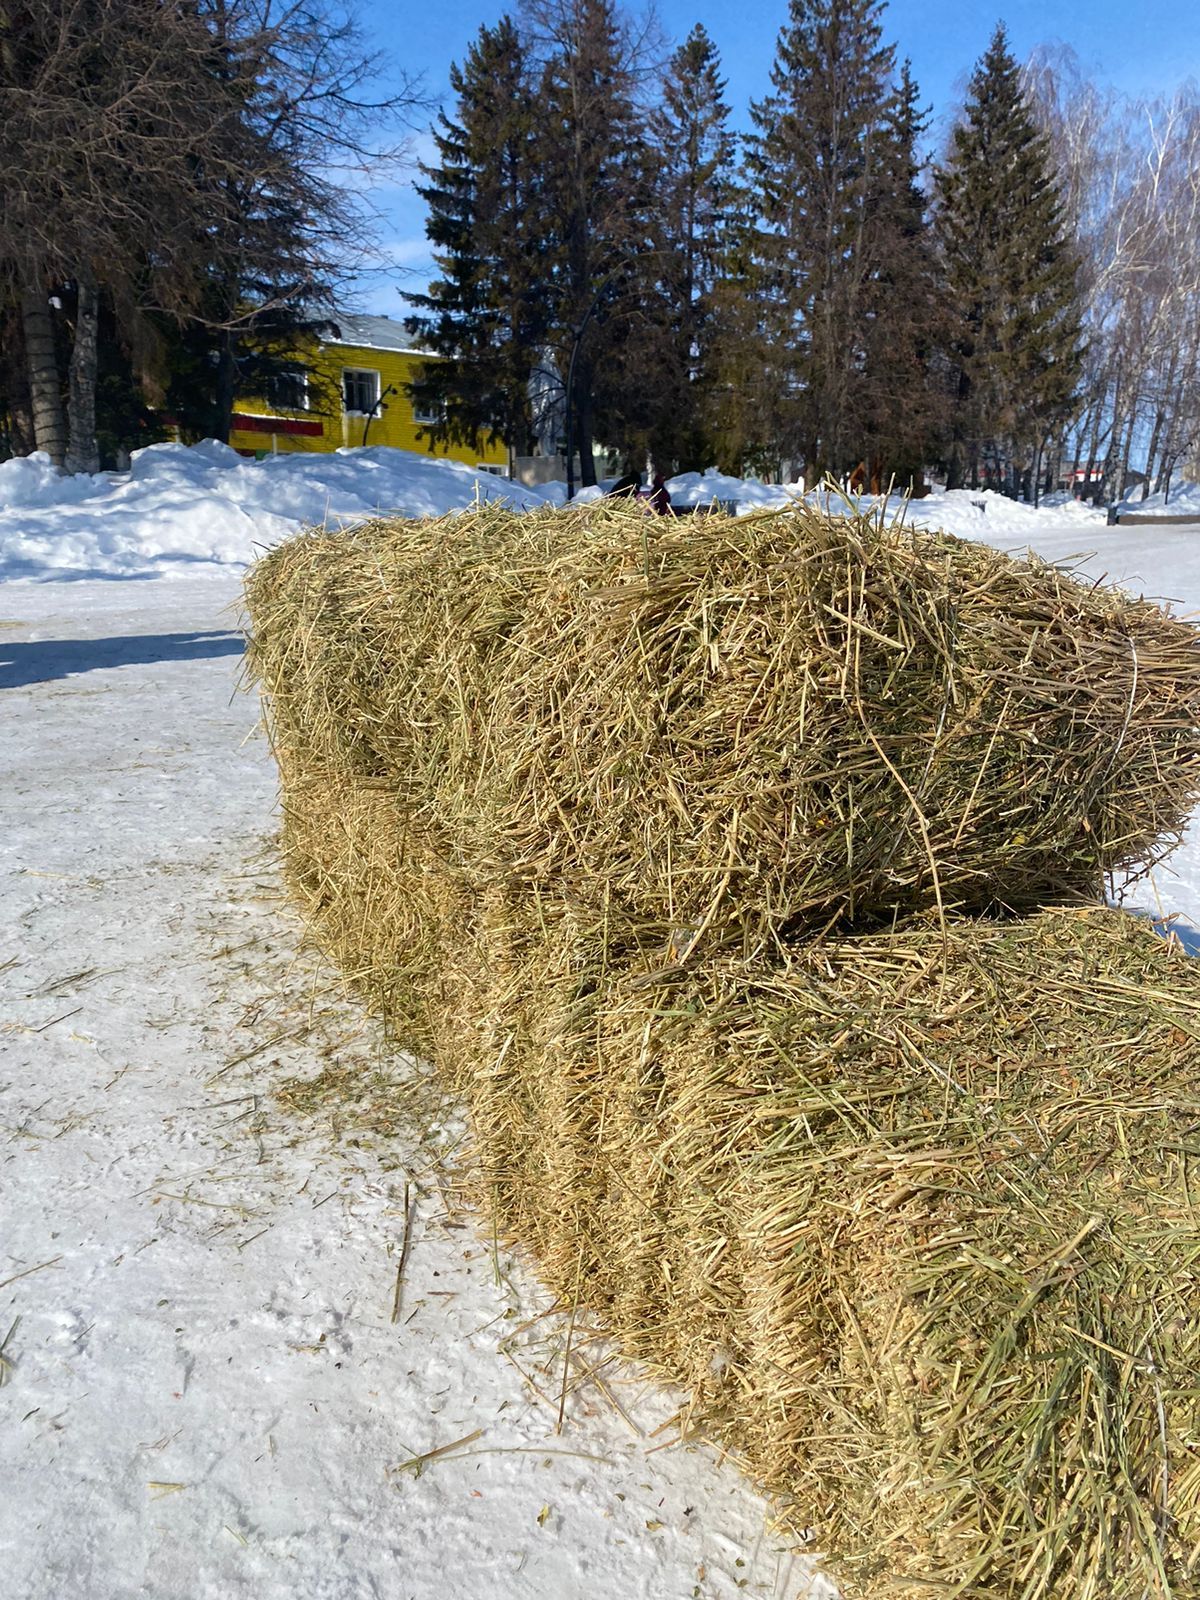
342 368 380 414
267 372 309 411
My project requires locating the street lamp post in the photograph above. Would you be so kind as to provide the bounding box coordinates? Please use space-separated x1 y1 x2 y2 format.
362 384 396 449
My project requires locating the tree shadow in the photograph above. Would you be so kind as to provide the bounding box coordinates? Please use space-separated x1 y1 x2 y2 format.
0 630 244 689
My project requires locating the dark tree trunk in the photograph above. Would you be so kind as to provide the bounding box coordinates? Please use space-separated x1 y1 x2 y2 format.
1067 415 1086 496
1042 433 1062 498
214 328 238 443
1082 402 1106 504
9 401 35 457
65 269 100 475
20 279 67 467
576 383 597 488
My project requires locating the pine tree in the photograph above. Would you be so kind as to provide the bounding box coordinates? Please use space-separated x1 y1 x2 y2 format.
704 181 780 474
648 24 738 470
404 17 545 456
407 0 658 485
933 24 1084 492
857 61 948 487
530 0 658 486
746 0 901 478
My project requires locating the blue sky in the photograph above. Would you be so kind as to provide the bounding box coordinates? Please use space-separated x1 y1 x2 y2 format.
352 0 1200 313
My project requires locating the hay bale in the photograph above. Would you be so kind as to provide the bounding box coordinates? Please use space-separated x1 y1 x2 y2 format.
247 500 1200 955
270 766 1200 1596
487 912 1200 1595
245 500 1200 1596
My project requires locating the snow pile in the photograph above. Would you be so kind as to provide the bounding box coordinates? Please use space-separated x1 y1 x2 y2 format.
668 467 799 510
905 485 1102 541
0 442 550 581
1116 479 1200 517
0 450 110 511
0 439 1192 585
670 470 1110 547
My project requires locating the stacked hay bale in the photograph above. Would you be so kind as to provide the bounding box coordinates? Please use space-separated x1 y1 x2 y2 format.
246 500 1200 1597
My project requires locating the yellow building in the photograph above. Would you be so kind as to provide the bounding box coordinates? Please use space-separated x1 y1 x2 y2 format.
228 312 508 473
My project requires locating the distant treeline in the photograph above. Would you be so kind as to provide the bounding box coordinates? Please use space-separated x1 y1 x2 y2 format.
410 1 1200 500
3 1 1196 502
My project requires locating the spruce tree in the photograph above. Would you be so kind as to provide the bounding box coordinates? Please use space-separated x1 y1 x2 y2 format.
746 0 902 478
704 180 780 474
648 24 737 470
933 24 1084 492
858 60 948 487
409 1 657 484
530 0 657 485
405 17 545 456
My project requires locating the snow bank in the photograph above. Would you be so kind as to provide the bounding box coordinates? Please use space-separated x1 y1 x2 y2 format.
903 485 1102 542
0 440 1186 586
0 451 106 511
1116 479 1200 517
0 443 550 581
666 470 1107 543
665 467 796 510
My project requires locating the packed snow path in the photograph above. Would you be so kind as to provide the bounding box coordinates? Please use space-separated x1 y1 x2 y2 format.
0 577 829 1600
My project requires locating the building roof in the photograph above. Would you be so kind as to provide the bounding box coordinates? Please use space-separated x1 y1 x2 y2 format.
322 312 431 357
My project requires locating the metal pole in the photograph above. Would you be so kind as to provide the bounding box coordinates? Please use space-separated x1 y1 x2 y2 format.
362 384 395 450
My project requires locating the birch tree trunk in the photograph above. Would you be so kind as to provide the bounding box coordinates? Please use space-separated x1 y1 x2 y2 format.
65 269 100 475
1117 405 1136 498
20 280 67 468
1143 407 1166 497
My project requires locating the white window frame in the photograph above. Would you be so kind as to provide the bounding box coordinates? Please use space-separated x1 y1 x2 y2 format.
412 396 442 426
342 367 381 416
267 371 310 412
476 463 508 477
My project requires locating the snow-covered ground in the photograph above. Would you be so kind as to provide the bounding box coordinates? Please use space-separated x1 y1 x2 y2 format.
0 576 831 1600
1117 479 1200 517
2 445 1198 1599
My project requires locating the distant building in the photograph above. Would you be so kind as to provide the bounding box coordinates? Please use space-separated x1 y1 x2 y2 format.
1061 464 1148 498
229 312 508 474
1061 464 1104 491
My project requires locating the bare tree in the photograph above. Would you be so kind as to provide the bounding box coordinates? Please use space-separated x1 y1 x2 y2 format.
0 0 247 467
0 0 417 468
1027 51 1200 502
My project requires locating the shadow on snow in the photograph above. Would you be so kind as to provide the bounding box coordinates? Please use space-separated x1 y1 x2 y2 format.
0 630 244 689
